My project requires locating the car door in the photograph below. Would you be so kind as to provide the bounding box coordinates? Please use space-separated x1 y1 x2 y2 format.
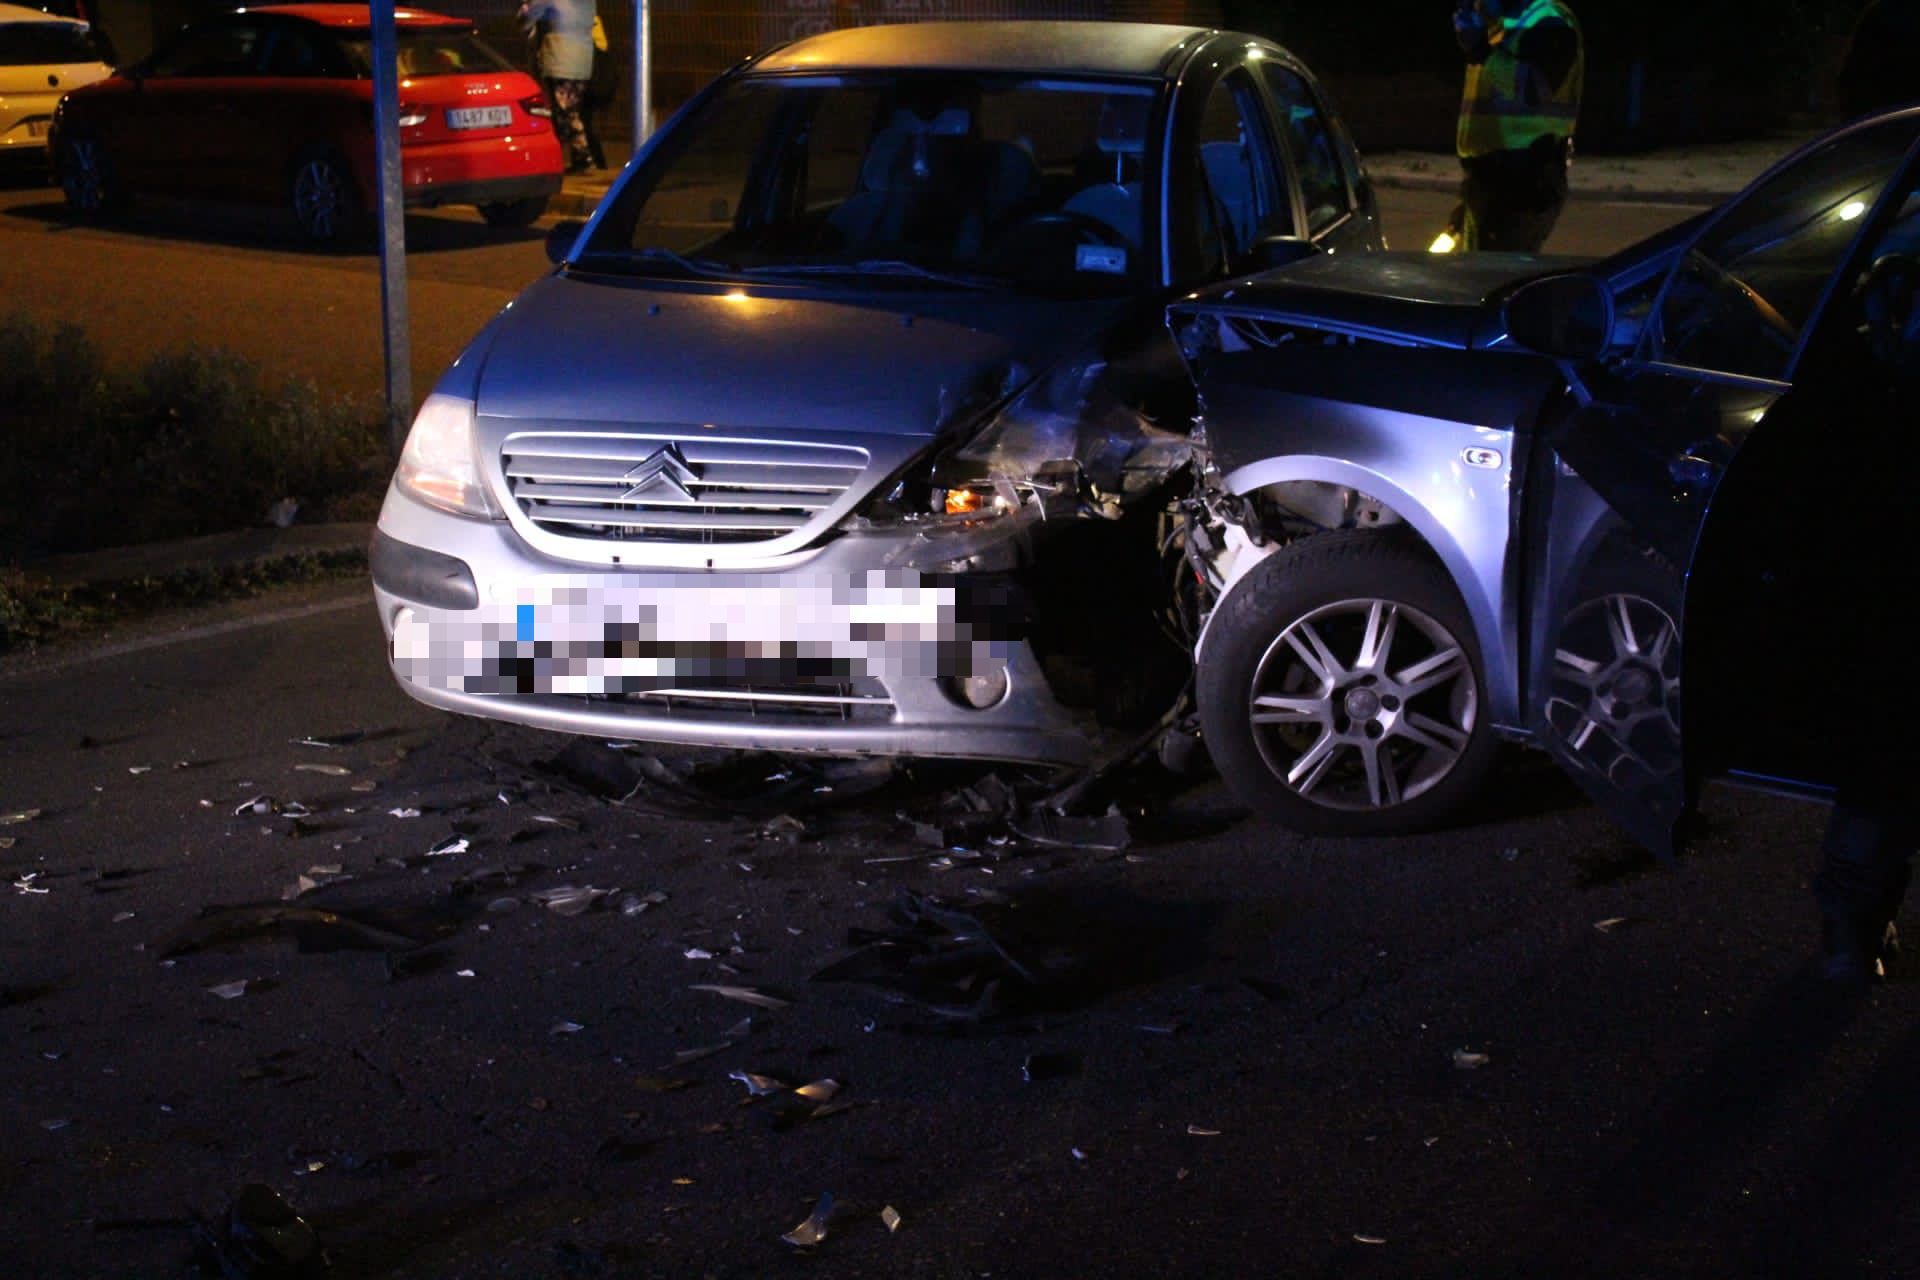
1255 59 1380 253
232 18 349 205
120 16 266 196
1170 57 1293 282
1520 113 1920 855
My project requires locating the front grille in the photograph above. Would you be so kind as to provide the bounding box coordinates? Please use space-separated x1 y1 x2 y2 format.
587 679 894 725
502 433 870 547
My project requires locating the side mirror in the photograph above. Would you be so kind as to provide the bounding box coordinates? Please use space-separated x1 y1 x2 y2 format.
1503 272 1614 361
545 218 586 266
1248 234 1323 272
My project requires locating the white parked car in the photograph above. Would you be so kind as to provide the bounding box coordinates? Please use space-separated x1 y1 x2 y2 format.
0 2 110 160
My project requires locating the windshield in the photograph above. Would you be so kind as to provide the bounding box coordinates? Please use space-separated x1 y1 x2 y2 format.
340 27 510 78
583 73 1163 297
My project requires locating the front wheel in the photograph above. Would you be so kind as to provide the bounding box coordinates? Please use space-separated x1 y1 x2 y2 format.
478 196 549 228
290 149 361 244
58 132 128 216
1197 530 1497 836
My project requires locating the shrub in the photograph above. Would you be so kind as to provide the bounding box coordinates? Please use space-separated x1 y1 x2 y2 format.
0 315 386 560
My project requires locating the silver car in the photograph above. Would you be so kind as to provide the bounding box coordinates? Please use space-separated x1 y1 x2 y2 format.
372 21 1381 766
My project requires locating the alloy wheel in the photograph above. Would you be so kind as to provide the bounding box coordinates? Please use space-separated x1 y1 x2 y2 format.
292 157 347 241
1546 593 1681 790
62 138 103 212
1245 597 1478 811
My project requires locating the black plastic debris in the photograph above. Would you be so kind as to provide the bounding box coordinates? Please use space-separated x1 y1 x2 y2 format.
1007 807 1132 853
193 1184 328 1279
781 1193 834 1248
159 903 449 959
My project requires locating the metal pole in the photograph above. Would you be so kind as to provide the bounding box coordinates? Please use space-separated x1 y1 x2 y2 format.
370 0 413 454
633 0 652 147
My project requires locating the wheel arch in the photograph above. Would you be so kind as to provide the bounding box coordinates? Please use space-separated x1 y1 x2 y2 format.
1202 454 1520 728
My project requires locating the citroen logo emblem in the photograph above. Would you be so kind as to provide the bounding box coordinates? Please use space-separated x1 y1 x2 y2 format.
620 444 700 503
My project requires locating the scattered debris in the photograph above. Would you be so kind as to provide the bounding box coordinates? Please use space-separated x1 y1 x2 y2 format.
112 911 135 923
293 732 366 749
387 808 422 820
0 836 15 850
207 980 251 1000
689 983 792 1010
1452 1049 1491 1071
160 902 449 958
13 872 48 896
194 1183 328 1279
550 1021 585 1036
781 1193 834 1248
684 948 714 960
0 808 42 826
671 1042 732 1066
233 796 278 818
1007 806 1132 852
620 891 668 917
41 1117 71 1132
455 969 476 978
1353 1234 1387 1246
294 764 352 778
128 765 153 775
527 885 611 916
729 1071 788 1097
425 836 470 858
1594 916 1630 933
1187 1124 1221 1137
881 1205 903 1233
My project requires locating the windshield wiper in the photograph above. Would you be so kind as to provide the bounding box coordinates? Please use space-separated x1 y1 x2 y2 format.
741 259 1006 290
575 246 739 278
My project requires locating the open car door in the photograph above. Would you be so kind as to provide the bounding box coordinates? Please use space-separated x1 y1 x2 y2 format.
1520 112 1920 856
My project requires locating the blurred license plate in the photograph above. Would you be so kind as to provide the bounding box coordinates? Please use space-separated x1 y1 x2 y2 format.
446 106 512 130
26 120 49 138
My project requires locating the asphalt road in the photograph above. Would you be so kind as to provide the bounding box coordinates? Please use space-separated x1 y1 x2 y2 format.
14 169 1903 1279
0 168 1704 409
7 582 1920 1279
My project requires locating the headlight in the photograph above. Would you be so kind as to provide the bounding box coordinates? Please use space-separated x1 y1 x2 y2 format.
394 393 501 519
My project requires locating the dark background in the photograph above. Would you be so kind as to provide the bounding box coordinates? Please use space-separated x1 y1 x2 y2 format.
77 0 1889 151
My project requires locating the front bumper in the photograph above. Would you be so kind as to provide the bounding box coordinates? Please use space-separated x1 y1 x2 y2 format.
372 489 1089 765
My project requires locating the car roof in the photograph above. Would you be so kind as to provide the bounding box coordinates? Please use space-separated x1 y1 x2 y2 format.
239 4 467 28
0 3 88 25
751 21 1213 80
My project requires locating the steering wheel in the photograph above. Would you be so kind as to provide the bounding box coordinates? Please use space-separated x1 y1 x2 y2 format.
1013 209 1130 247
1855 252 1920 370
1671 249 1799 361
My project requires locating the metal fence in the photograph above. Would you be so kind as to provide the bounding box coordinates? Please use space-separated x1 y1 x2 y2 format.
438 1 1224 139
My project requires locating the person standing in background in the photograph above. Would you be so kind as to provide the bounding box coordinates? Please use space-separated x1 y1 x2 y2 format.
581 13 616 171
1448 0 1583 251
520 0 596 174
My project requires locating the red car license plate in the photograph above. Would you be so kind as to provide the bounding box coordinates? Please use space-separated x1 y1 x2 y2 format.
446 106 513 130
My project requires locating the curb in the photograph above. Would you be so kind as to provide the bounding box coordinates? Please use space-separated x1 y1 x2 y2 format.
1368 171 1729 207
25 523 375 591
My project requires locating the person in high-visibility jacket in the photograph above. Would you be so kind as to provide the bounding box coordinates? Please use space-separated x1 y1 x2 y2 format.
1444 0 1583 252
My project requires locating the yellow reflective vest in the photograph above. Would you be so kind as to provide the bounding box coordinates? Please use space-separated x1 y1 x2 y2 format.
1457 0 1584 159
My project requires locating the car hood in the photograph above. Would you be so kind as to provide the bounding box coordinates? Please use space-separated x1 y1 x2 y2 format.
471 271 1126 437
1172 250 1594 349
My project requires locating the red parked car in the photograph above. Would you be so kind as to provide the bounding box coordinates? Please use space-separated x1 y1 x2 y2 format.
51 3 564 240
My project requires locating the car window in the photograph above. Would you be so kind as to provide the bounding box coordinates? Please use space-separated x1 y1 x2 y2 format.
1649 117 1920 381
586 74 1163 299
1188 70 1289 273
147 20 264 78
259 25 347 78
1261 64 1351 237
0 20 105 66
1829 174 1920 379
338 27 511 78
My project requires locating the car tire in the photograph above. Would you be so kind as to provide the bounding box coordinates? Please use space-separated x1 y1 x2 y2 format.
478 196 549 228
58 132 128 216
1197 529 1497 836
289 148 361 245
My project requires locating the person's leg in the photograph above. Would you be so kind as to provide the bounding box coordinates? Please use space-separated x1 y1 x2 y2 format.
582 98 606 170
1463 148 1565 252
550 78 591 172
1816 779 1916 984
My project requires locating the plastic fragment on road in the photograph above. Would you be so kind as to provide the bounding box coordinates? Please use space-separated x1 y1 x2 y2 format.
781 1193 834 1248
42 1117 71 1131
1452 1049 1491 1070
671 1042 732 1065
1594 916 1630 933
293 732 366 749
527 885 611 916
621 890 668 917
1187 1124 1221 1137
128 765 152 775
425 836 470 858
550 1020 585 1035
1007 806 1132 852
194 1183 328 1279
1354 1234 1387 1246
207 980 250 1000
234 796 278 817
0 808 42 825
684 947 714 960
294 764 352 777
881 1205 902 1233
729 1070 788 1097
113 911 135 923
0 836 15 849
13 872 49 895
793 1079 840 1104
689 983 791 1010
456 969 476 978
387 807 422 820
